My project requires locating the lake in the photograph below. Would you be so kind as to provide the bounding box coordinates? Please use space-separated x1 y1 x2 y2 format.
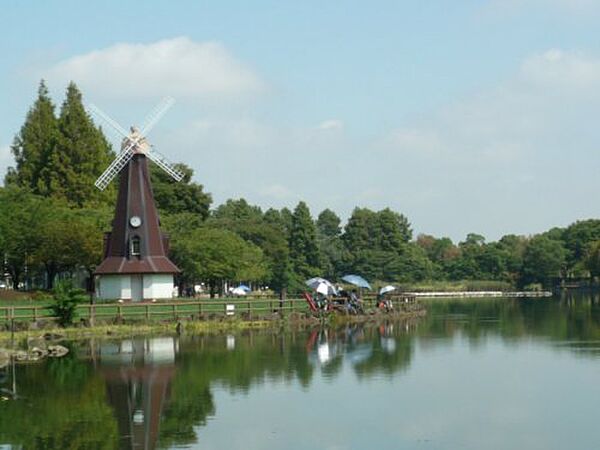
1 294 600 449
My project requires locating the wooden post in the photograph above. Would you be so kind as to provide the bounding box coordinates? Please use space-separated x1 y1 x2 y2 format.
199 302 202 316
117 305 122 320
172 304 177 319
91 305 96 326
33 306 37 322
248 301 252 320
145 304 150 320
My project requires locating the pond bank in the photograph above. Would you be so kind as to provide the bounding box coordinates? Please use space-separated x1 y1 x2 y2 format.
409 290 552 298
0 304 426 348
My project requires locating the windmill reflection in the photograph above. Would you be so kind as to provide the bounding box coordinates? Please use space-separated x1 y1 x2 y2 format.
98 337 178 450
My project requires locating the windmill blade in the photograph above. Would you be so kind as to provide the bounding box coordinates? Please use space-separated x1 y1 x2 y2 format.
88 104 129 138
146 148 184 182
139 97 175 137
94 147 135 190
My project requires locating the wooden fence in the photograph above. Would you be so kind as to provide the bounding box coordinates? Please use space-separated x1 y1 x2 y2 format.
0 295 417 324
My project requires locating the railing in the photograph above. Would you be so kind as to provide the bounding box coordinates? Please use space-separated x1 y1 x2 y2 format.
0 295 417 324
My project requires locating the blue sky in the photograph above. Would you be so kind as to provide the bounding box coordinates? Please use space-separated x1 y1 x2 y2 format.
2 0 600 241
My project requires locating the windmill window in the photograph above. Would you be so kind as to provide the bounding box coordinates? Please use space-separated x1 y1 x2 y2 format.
130 236 141 256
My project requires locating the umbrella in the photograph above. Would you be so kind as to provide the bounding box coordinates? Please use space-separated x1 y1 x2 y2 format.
341 274 372 290
379 285 396 295
305 277 338 295
231 287 247 296
316 281 337 296
237 284 251 292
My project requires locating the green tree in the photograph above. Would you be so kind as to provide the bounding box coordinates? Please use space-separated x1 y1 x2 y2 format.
213 198 263 222
521 235 567 287
0 187 45 289
52 82 115 206
151 163 212 218
6 80 59 194
584 240 600 280
317 208 341 238
288 202 321 284
316 209 343 279
170 227 268 297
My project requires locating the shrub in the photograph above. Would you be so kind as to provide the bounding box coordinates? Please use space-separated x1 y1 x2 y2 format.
50 280 87 327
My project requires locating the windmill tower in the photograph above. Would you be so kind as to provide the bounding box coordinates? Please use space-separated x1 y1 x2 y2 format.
90 98 182 301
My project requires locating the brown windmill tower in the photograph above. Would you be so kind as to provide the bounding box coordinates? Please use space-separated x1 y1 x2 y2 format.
90 98 182 301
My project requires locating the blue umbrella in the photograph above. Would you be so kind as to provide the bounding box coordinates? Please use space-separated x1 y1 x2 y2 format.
341 274 372 290
237 284 251 292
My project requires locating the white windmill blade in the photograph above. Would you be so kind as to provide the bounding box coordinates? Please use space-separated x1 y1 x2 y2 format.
139 96 175 137
88 104 129 138
94 147 135 190
146 148 184 182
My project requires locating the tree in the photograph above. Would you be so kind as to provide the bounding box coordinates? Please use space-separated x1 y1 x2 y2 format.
151 163 212 219
0 187 45 289
288 202 321 283
52 82 115 206
170 227 268 297
377 208 412 250
584 240 600 280
521 235 567 287
6 80 59 194
213 198 263 222
49 280 88 327
317 209 341 238
316 209 343 279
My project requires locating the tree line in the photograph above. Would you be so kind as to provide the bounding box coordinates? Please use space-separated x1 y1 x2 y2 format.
1 81 599 295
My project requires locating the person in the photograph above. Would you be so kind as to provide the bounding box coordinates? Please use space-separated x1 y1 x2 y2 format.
377 292 393 312
315 291 328 310
349 289 364 314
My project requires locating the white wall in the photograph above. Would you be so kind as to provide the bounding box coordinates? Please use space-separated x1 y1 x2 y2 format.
96 273 174 301
97 275 132 300
143 274 174 300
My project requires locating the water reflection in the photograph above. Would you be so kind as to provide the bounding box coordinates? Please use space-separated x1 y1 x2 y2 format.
98 338 178 450
0 294 600 449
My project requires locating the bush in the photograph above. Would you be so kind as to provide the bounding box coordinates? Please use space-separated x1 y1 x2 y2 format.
50 281 88 327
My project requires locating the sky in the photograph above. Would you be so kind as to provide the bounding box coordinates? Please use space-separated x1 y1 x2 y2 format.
2 0 600 242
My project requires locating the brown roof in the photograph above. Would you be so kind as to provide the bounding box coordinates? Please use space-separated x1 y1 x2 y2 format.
94 154 180 275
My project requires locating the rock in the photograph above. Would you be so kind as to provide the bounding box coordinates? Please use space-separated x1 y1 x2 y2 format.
27 337 47 351
47 345 69 358
14 351 28 361
29 346 48 360
0 350 9 369
43 332 64 341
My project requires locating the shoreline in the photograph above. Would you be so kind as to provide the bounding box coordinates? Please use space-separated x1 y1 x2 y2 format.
0 306 427 348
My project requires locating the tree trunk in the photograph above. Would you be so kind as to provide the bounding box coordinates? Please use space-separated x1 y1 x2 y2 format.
45 263 57 290
209 279 216 298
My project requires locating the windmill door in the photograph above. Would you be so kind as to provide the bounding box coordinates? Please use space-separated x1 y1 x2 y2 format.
131 275 143 302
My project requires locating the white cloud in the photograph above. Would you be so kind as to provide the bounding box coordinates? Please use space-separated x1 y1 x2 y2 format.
46 37 265 100
257 184 295 200
317 119 344 131
520 49 600 91
482 0 600 16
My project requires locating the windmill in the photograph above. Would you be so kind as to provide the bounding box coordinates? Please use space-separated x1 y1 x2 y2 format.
91 98 182 302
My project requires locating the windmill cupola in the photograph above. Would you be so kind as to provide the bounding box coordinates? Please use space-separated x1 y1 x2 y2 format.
92 98 182 302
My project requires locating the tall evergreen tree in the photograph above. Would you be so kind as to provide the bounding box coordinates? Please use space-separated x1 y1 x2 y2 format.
317 208 341 238
288 201 321 281
6 80 59 194
52 82 115 206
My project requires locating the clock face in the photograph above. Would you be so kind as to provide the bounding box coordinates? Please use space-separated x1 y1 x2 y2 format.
130 216 142 228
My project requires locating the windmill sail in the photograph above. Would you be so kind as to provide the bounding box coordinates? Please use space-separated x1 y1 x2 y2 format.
95 147 135 190
146 149 184 182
